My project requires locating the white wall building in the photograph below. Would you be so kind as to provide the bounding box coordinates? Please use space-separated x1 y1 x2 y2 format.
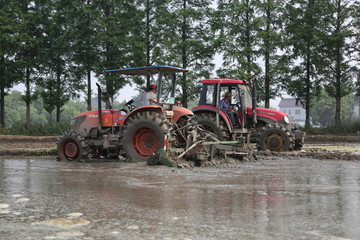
278 98 306 126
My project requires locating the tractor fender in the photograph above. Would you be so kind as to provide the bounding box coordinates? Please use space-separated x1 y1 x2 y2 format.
172 106 193 123
192 108 232 132
256 116 277 125
123 105 163 126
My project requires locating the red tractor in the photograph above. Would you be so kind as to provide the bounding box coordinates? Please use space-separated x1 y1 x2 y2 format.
57 66 253 167
57 66 193 163
193 78 305 151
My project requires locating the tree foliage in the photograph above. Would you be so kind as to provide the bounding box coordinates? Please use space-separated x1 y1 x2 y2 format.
1 0 359 132
281 0 329 129
310 89 355 126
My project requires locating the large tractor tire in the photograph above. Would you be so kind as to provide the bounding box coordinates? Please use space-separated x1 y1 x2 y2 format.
194 113 230 141
121 111 171 162
257 124 294 151
57 130 89 161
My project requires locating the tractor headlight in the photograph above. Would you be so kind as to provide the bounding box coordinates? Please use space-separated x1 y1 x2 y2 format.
283 115 290 124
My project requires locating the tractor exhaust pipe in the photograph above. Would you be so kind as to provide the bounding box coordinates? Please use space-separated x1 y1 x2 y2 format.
252 78 257 126
96 83 103 132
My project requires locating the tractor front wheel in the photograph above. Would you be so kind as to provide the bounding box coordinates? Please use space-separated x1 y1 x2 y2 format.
257 124 294 151
57 131 89 161
121 111 171 162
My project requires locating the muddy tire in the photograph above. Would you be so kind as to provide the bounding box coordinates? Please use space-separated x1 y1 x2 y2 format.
257 124 294 151
121 111 171 162
194 113 230 141
57 130 89 161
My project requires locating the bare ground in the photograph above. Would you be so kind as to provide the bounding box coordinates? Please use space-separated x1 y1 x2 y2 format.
0 134 359 160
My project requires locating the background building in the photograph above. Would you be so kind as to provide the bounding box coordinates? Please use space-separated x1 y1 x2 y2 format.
278 98 306 126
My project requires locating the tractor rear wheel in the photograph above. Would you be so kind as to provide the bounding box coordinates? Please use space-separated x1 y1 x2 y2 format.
57 131 89 161
194 113 230 140
257 124 294 151
121 111 171 162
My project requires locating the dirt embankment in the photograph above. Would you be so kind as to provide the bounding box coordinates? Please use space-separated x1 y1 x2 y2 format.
305 134 360 143
0 135 57 156
0 134 359 160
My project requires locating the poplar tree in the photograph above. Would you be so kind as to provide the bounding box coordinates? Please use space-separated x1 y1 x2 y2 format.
17 0 46 130
141 0 170 88
95 0 144 109
351 1 360 96
320 0 357 127
160 0 215 107
68 0 99 111
215 0 261 81
255 0 284 108
39 0 83 122
0 0 23 127
282 0 328 129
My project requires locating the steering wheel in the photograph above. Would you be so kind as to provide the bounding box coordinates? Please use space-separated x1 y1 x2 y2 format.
124 99 136 112
231 102 241 111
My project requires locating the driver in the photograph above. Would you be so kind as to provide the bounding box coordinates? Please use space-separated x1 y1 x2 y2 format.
132 84 157 107
219 92 240 126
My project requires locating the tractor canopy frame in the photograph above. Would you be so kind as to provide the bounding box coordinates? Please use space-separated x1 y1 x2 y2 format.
104 66 188 107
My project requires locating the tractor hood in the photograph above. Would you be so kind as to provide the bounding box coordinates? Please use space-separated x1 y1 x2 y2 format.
247 107 291 125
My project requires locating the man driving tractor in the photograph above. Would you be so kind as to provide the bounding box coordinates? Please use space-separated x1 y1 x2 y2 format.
220 92 240 127
132 84 157 107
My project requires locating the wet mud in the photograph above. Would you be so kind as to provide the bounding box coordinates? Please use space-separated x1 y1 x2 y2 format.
1 134 360 161
1 155 360 239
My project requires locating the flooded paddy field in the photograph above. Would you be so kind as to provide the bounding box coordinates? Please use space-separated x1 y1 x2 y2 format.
1 148 360 239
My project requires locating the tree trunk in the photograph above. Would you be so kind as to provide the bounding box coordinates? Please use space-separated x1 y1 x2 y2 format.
334 0 342 127
56 69 61 122
0 56 5 128
245 0 252 79
48 111 53 123
25 68 31 130
305 52 311 129
264 6 270 108
0 85 4 128
181 0 188 108
146 0 151 89
87 70 92 111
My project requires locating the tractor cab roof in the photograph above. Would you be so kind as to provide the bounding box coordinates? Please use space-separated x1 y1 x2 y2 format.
201 79 249 84
104 66 188 75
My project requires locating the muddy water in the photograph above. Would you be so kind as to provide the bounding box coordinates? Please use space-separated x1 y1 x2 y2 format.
1 157 360 240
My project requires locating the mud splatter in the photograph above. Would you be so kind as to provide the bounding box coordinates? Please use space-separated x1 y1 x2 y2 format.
0 203 9 209
126 225 139 230
14 198 30 203
32 218 91 228
66 212 83 218
44 230 85 239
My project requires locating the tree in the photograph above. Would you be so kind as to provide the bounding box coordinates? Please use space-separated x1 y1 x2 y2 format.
68 0 100 111
351 1 360 97
158 0 215 107
310 89 355 126
282 0 328 129
215 0 261 81
39 0 84 122
256 0 284 108
320 0 357 127
95 0 144 109
0 0 23 128
17 0 48 130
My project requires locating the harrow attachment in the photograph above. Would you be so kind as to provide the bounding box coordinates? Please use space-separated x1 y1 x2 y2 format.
148 123 255 168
